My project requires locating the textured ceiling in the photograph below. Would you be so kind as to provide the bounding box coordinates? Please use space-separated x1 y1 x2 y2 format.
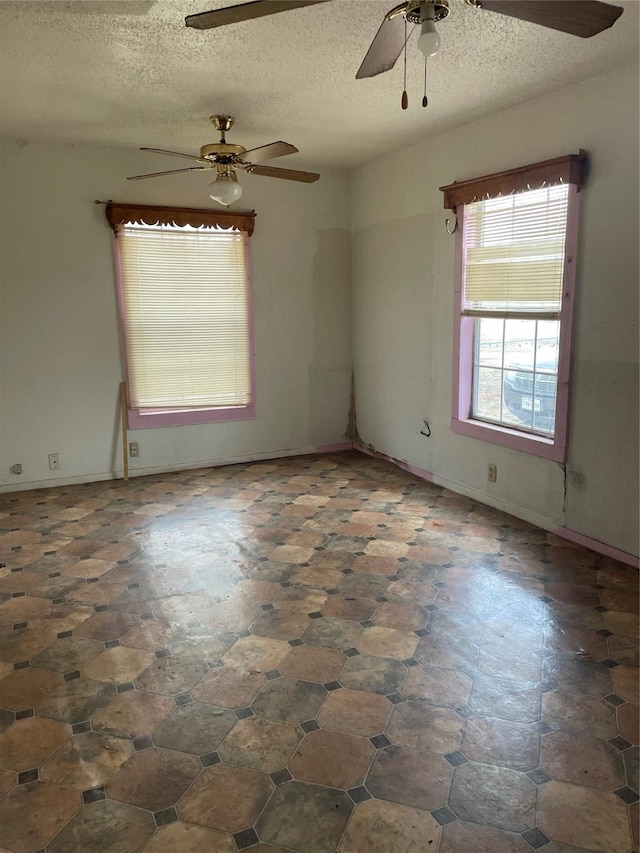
0 0 637 168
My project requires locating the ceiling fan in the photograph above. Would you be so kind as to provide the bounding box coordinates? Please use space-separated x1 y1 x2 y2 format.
127 114 320 205
185 0 624 104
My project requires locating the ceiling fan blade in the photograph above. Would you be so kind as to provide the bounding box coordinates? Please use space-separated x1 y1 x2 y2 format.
476 0 623 38
140 147 203 162
241 141 299 163
186 0 330 30
246 164 320 183
127 167 210 181
356 13 411 79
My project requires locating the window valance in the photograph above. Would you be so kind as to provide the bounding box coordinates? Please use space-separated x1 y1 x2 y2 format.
439 150 587 211
105 202 256 235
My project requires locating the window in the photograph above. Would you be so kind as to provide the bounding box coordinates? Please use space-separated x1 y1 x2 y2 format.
441 152 585 461
106 203 256 429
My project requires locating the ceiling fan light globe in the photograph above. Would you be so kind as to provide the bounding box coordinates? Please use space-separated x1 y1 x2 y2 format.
209 176 243 206
417 20 440 58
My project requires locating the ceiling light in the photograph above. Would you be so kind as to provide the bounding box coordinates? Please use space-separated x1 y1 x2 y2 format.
417 18 440 59
209 172 243 206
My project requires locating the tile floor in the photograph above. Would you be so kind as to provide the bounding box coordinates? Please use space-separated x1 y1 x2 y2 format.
0 450 637 853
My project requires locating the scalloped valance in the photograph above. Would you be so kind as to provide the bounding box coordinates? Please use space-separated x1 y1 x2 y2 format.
439 150 587 211
105 203 256 235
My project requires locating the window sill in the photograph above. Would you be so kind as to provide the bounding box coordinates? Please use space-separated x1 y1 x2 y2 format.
128 404 255 430
450 416 566 462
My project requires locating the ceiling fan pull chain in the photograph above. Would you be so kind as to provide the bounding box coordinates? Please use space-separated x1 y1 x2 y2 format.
401 16 408 110
422 57 428 108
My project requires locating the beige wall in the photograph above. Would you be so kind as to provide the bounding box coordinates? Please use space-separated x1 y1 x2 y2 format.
0 142 352 488
351 62 639 557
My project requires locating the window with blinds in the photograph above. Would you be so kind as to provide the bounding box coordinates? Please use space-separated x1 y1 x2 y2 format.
117 221 252 417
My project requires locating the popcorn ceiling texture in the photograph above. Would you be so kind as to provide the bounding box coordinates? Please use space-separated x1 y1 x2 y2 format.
0 0 638 167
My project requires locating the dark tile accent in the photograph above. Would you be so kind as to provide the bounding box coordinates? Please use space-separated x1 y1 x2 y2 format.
370 734 391 749
300 719 320 734
605 694 625 707
52 597 66 605
57 630 73 639
72 721 91 734
175 693 193 706
348 786 372 804
343 647 360 657
597 629 614 637
521 827 550 849
431 806 458 826
614 786 639 804
281 581 293 588
155 649 171 658
208 659 224 669
270 769 292 785
133 735 153 751
434 582 446 589
127 582 140 590
289 639 305 647
117 682 135 693
94 604 109 613
48 572 61 579
233 828 260 849
444 751 469 767
261 603 275 611
402 658 419 667
609 736 633 751
14 661 30 670
425 605 438 612
536 721 553 734
342 568 354 574
140 612 153 620
200 752 221 768
237 629 252 638
265 670 281 680
15 708 33 720
327 588 341 595
309 612 323 619
18 768 39 785
538 596 552 603
64 670 81 682
235 707 254 719
600 658 619 668
154 807 178 827
414 628 430 637
360 620 375 628
527 769 551 785
86 577 100 584
82 787 106 804
387 692 406 704
375 596 389 603
13 622 28 631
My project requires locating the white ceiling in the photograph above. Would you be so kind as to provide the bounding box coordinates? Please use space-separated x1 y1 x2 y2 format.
0 0 637 168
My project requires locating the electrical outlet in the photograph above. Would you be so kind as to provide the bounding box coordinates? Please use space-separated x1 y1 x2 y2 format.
488 463 497 483
129 442 140 458
10 463 22 475
48 454 60 471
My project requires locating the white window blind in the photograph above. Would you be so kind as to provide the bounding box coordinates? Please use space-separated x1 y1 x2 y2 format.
118 222 251 411
463 184 569 315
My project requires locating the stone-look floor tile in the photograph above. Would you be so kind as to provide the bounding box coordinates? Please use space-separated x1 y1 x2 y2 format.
0 595 51 626
92 690 175 738
543 627 608 662
251 676 326 722
366 746 452 811
154 701 237 754
372 602 427 632
0 707 14 734
0 659 13 682
352 555 399 576
74 611 140 642
462 716 540 771
40 730 132 789
631 802 639 850
218 715 301 772
256 779 352 853
537 780 633 853
339 572 390 600
0 667 62 710
601 588 639 613
222 635 290 672
178 764 272 832
604 610 639 638
289 729 374 789
170 627 237 660
340 653 407 696
544 582 600 607
323 594 377 622
541 690 618 739
0 765 15 796
618 702 639 745
358 626 418 660
317 687 392 737
276 586 328 614
135 656 208 695
476 644 542 682
540 731 624 790
47 798 156 853
0 716 71 771
141 821 236 852
250 610 310 641
624 745 639 793
387 701 464 755
449 761 536 831
31 636 105 672
439 819 532 853
0 781 81 853
469 677 541 723
542 656 613 697
415 635 479 671
60 557 111 579
403 664 472 707
36 677 116 724
192 666 266 708
293 564 344 590
339 798 441 852
107 747 200 811
82 645 155 684
279 644 345 683
612 664 639 703
302 616 364 650
120 618 184 652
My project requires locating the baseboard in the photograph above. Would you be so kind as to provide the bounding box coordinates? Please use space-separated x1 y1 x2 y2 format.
353 442 639 568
